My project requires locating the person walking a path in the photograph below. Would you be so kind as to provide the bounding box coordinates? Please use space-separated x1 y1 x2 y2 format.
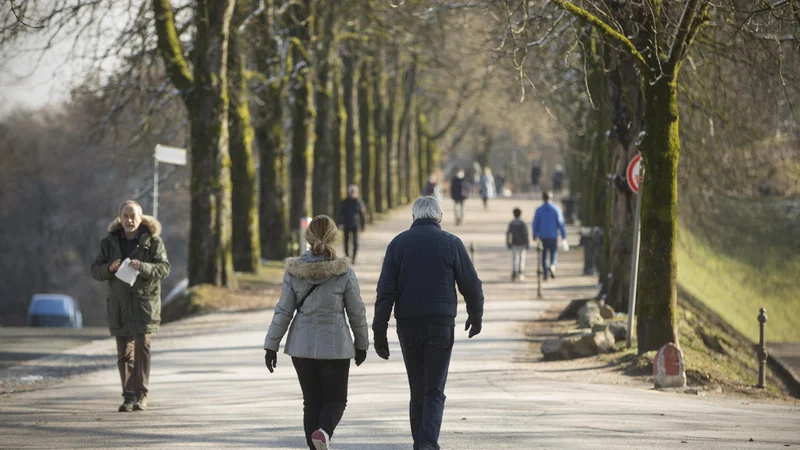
264 215 369 450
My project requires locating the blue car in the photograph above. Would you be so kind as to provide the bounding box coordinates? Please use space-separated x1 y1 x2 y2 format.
26 294 83 328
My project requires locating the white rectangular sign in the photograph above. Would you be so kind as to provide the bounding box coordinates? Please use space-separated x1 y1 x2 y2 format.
155 144 187 166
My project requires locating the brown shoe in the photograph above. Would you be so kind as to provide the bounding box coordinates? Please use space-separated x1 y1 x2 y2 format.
118 398 134 412
133 394 148 411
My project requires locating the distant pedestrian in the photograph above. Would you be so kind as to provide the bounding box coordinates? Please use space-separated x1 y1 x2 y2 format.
530 164 542 191
450 170 468 226
373 196 484 450
552 164 565 195
479 168 496 210
91 200 170 413
533 191 567 280
264 215 369 450
424 174 443 201
506 208 530 282
337 185 366 264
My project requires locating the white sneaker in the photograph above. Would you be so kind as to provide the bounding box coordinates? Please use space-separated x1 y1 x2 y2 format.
311 429 330 450
518 274 526 281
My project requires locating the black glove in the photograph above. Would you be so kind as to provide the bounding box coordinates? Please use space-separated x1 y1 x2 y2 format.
265 349 277 373
355 349 367 366
465 316 482 338
374 332 390 360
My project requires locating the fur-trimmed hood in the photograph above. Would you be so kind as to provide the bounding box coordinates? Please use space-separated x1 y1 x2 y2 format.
285 255 350 281
107 215 162 237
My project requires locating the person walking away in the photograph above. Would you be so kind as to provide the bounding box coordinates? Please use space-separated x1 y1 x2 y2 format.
91 200 170 412
264 215 369 450
337 185 366 264
449 170 468 226
373 196 484 450
506 207 530 281
552 164 566 195
532 191 567 280
479 168 496 210
530 163 542 193
424 174 443 201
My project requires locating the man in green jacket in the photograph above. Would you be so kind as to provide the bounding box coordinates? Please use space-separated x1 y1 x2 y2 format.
91 200 170 412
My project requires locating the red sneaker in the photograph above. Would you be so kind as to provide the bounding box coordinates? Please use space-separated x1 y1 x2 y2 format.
311 429 330 450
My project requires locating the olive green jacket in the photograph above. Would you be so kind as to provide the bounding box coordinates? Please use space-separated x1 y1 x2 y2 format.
91 215 170 336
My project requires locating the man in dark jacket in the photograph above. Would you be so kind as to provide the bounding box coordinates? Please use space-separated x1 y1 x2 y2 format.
373 196 484 450
449 170 468 226
337 185 366 263
91 200 170 412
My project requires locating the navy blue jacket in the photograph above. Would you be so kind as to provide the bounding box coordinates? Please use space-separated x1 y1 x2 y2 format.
373 219 484 331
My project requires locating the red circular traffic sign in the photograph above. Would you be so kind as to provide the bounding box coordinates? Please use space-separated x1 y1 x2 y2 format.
627 153 643 194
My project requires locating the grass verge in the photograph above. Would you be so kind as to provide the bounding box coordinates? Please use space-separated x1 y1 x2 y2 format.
162 260 285 323
603 297 792 398
677 197 800 343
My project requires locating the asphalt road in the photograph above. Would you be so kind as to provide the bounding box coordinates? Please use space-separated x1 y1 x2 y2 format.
0 327 109 370
1 198 798 449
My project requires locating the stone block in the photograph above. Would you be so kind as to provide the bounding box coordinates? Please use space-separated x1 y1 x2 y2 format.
654 343 687 388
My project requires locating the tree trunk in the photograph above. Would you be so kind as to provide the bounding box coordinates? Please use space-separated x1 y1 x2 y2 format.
228 0 259 273
605 50 644 313
417 111 428 192
311 2 335 217
288 0 312 232
254 0 288 260
358 59 374 219
385 45 399 209
332 61 347 210
343 50 359 188
372 54 386 214
636 77 680 354
186 0 236 287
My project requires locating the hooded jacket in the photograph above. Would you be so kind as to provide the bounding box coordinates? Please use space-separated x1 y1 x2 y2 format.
91 215 170 336
264 252 369 359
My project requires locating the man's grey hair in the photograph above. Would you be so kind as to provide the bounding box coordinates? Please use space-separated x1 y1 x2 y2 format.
412 196 443 222
347 184 359 195
119 200 143 216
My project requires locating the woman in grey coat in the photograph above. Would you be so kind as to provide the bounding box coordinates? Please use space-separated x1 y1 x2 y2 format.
264 215 369 450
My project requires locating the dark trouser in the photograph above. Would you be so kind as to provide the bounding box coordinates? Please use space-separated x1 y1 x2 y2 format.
482 197 488 209
115 334 151 400
397 324 455 450
343 227 359 262
292 357 351 450
541 237 558 279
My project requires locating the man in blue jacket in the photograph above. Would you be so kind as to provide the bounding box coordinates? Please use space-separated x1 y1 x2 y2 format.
533 191 567 280
373 196 484 450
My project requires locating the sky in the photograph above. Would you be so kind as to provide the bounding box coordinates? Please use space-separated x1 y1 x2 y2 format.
0 44 76 117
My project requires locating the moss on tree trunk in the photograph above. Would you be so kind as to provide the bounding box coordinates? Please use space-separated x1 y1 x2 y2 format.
254 0 288 260
186 0 236 287
358 59 375 217
385 47 399 209
311 2 335 217
288 0 313 231
227 0 259 273
332 61 347 209
372 55 386 214
636 77 680 353
343 51 359 188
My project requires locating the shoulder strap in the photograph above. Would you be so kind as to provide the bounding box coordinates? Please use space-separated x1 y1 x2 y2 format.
296 283 320 313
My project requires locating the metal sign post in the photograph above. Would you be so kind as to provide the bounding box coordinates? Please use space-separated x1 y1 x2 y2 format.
626 153 643 348
153 144 187 219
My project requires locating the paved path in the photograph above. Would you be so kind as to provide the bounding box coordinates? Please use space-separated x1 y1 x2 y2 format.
1 198 799 449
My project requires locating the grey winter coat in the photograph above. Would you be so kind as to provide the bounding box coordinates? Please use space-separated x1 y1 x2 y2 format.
264 253 369 359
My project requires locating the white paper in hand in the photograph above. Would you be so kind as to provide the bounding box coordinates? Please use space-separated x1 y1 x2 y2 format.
115 258 140 287
560 240 570 252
